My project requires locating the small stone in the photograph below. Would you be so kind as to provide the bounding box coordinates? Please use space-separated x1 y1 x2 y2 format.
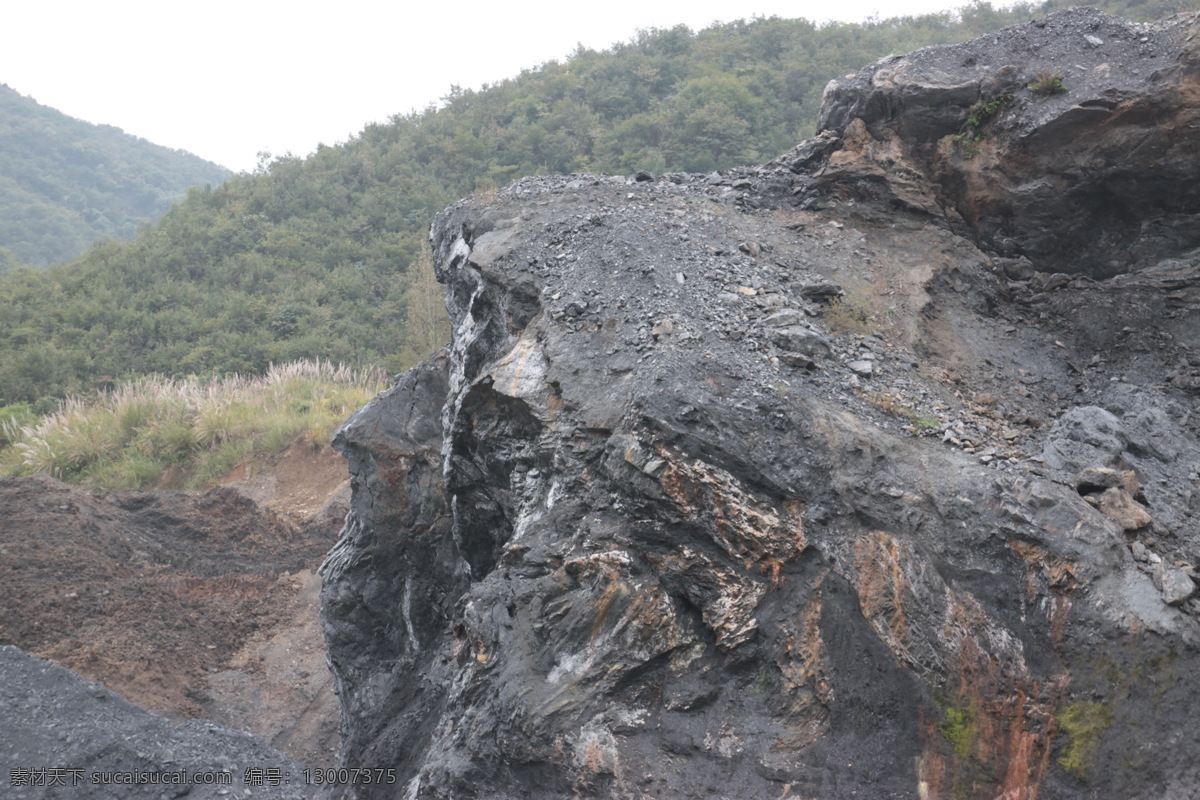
780 352 815 369
847 360 874 377
762 308 805 328
799 282 844 302
1093 487 1152 531
996 257 1035 281
1156 566 1195 606
1131 541 1148 562
1074 467 1123 494
771 326 833 357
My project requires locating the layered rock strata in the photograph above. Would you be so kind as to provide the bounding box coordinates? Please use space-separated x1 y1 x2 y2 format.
813 6 1200 278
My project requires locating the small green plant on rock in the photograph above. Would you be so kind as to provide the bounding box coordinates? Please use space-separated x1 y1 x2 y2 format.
1028 71 1067 97
911 415 942 436
965 95 1014 128
953 132 985 159
1057 701 1113 778
859 391 942 437
940 703 978 760
954 95 1014 158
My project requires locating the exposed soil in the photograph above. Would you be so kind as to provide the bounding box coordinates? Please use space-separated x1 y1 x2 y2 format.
195 567 341 768
222 439 352 528
0 440 350 769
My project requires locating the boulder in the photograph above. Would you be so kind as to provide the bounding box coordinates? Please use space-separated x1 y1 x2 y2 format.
769 324 833 356
1156 566 1197 606
813 9 1200 278
1086 486 1153 531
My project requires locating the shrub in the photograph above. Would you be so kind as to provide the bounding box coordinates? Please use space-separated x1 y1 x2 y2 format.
1028 71 1067 97
953 94 1014 158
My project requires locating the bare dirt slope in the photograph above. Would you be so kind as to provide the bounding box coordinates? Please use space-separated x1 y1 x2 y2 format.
0 440 349 769
0 646 325 800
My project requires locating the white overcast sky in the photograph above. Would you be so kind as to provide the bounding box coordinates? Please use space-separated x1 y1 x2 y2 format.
5 0 986 173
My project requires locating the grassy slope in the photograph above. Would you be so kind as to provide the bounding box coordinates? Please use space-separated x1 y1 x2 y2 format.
0 360 386 490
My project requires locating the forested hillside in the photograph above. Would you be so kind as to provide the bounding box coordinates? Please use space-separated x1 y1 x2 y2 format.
0 85 231 268
0 0 1192 409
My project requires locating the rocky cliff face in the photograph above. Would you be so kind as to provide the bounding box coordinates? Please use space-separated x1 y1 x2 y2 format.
322 9 1200 800
813 6 1200 279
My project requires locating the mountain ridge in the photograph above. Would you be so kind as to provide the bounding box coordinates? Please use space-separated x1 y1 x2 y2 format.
0 83 231 268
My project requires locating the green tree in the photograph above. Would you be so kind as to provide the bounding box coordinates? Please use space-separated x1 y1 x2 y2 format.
396 240 452 371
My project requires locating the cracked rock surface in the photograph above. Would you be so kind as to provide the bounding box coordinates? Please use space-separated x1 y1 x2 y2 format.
321 9 1200 800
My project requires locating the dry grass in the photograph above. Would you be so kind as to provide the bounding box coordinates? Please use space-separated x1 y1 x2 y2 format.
0 359 386 489
859 390 942 436
821 296 876 335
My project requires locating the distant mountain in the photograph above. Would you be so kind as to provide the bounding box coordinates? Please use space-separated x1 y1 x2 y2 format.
0 84 231 267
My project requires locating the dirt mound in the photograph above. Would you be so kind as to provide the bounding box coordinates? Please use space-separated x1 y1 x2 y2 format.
0 445 348 767
221 440 351 528
195 567 341 768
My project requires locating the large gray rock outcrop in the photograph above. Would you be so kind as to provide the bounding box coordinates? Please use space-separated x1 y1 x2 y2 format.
322 9 1200 800
811 8 1200 278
